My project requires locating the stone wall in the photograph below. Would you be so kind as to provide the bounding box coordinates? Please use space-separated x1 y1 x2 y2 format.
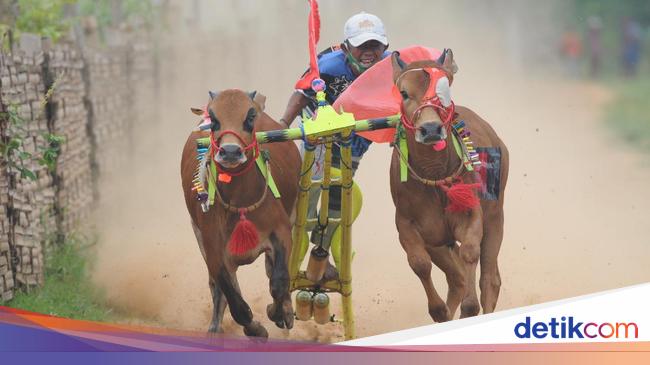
0 167 12 301
0 48 54 289
84 44 130 179
47 42 93 232
0 31 156 302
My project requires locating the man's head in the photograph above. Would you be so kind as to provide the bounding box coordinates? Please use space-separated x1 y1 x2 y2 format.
342 12 388 75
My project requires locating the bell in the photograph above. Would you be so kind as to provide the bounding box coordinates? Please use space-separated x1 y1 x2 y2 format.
295 290 313 321
312 292 330 325
305 246 329 282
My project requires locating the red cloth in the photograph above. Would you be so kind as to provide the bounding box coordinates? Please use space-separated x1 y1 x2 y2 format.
295 0 321 90
333 46 443 143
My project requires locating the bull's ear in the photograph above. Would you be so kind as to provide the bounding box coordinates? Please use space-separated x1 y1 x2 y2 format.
190 107 203 116
250 90 266 111
391 51 406 83
439 48 458 75
208 90 218 100
435 49 446 65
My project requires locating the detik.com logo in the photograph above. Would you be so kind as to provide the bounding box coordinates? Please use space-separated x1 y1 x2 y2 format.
514 316 638 339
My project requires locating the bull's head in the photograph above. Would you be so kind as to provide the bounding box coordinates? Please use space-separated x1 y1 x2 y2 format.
391 50 457 148
191 89 266 169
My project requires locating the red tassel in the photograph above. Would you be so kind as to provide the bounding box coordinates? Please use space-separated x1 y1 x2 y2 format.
440 182 482 212
228 210 259 256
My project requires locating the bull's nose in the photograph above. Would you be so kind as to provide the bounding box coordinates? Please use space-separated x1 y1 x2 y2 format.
419 122 444 142
218 144 243 161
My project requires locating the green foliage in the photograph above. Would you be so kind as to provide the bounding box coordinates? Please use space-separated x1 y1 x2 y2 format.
77 0 112 30
1 0 157 43
567 0 650 76
573 0 650 24
0 80 65 180
605 77 650 152
14 0 76 42
7 235 114 321
0 23 12 52
39 134 65 171
78 0 155 28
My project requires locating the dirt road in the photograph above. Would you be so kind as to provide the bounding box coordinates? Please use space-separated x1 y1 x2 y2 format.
90 1 650 342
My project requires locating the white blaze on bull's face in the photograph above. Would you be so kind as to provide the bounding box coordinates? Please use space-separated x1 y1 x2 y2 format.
414 75 451 145
435 76 452 108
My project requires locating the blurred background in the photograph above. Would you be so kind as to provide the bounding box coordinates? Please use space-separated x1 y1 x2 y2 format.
1 0 649 342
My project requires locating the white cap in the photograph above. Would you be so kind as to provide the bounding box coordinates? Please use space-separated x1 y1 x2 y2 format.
343 12 388 47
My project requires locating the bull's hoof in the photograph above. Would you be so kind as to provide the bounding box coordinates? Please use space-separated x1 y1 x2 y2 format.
460 300 480 318
267 299 294 330
429 303 451 322
244 321 268 341
208 323 224 334
267 303 285 329
282 298 294 329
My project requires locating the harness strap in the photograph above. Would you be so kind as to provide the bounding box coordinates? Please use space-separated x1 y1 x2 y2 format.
210 156 273 214
394 122 468 186
208 159 217 205
206 149 280 210
397 124 409 182
255 150 281 198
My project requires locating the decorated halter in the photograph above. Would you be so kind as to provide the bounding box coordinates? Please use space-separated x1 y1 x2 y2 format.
196 104 264 257
393 65 484 213
204 106 260 179
394 67 455 151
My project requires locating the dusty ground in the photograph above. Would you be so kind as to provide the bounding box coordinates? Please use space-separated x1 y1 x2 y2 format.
90 1 650 342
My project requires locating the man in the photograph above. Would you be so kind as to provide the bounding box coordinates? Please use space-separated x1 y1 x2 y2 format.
280 11 390 171
279 12 390 277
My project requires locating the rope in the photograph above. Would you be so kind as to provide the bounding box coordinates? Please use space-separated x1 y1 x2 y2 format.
396 67 455 132
394 66 465 187
210 129 260 177
393 136 465 187
212 159 271 214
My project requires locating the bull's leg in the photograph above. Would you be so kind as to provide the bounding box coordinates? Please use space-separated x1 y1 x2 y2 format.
396 215 450 322
427 245 466 319
265 225 294 330
479 209 504 314
454 208 484 318
217 266 268 340
191 221 228 333
208 277 227 333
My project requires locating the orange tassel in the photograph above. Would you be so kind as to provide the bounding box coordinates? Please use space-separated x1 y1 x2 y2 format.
218 173 232 183
228 210 259 256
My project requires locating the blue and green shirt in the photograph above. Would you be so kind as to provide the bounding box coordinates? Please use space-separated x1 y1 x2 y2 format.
298 47 390 170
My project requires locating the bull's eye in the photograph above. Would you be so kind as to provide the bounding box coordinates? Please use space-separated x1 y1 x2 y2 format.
243 107 256 133
208 108 221 131
400 90 409 100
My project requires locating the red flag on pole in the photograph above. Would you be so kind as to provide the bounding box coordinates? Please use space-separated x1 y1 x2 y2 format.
295 0 321 90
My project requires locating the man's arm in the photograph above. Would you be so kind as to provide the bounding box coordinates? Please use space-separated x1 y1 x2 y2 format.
279 91 310 128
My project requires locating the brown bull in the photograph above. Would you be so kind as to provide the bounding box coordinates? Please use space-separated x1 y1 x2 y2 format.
389 51 509 321
180 89 301 338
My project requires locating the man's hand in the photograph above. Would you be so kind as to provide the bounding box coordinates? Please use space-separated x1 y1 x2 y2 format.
280 91 310 129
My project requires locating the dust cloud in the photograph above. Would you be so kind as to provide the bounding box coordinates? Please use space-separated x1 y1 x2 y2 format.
90 0 650 342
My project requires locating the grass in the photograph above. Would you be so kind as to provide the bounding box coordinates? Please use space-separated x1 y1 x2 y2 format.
605 76 650 152
6 235 114 322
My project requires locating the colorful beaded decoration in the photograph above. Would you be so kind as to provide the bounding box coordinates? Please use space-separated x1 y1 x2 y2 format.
451 120 482 171
192 146 210 212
